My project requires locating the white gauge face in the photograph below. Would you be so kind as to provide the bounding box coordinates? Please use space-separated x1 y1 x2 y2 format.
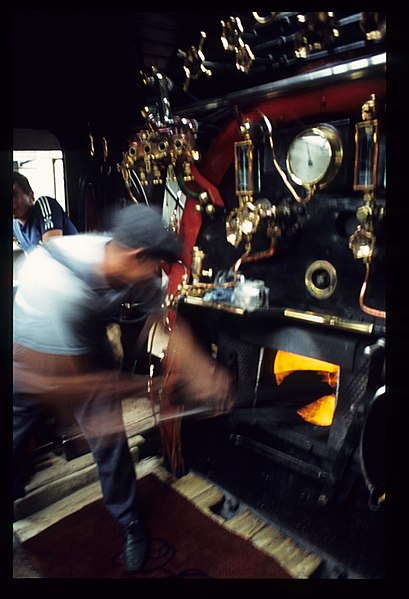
286 125 343 189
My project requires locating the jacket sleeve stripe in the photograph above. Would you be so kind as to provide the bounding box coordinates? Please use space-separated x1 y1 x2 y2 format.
37 196 54 231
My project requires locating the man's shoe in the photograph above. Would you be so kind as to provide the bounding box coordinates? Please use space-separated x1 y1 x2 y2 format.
121 519 148 573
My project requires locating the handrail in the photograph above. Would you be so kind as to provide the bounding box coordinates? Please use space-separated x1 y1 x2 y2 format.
175 52 386 118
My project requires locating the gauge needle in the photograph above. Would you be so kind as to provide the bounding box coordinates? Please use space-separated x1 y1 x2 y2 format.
305 141 313 166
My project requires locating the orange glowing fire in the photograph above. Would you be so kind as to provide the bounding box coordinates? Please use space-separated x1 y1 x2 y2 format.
274 350 339 426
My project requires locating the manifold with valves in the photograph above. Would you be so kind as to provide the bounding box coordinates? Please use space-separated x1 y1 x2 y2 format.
117 67 201 202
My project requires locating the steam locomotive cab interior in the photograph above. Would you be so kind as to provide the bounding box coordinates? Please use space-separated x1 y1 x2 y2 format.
12 11 391 580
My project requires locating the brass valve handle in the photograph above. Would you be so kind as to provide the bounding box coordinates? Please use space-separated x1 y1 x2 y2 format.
177 31 212 92
221 16 255 74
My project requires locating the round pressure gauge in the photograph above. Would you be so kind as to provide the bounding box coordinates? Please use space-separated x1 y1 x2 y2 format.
286 124 343 189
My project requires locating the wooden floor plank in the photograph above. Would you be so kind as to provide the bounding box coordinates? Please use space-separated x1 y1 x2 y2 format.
251 525 287 548
288 555 323 579
170 471 214 499
253 531 322 579
190 486 225 511
224 510 268 539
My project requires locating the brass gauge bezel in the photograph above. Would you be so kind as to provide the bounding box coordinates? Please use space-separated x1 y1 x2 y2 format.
305 260 337 299
286 124 343 190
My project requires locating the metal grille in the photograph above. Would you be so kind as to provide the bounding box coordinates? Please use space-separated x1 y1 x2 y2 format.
328 351 372 452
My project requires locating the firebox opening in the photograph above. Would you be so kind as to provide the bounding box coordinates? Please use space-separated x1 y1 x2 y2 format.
256 348 340 427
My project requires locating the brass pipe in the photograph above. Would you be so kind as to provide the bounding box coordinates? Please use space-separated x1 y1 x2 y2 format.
284 308 374 334
259 111 313 204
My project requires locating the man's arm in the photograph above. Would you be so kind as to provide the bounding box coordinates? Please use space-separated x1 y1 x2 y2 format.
164 316 236 416
42 229 63 243
13 344 160 407
34 196 68 242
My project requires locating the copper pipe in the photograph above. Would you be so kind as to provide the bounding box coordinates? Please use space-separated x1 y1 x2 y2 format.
232 248 250 273
359 258 386 319
125 180 139 204
239 237 277 264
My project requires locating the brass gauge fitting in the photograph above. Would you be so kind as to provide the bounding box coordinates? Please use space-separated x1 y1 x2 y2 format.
191 246 205 284
349 226 375 261
295 12 339 58
356 204 372 222
305 260 337 299
360 12 386 41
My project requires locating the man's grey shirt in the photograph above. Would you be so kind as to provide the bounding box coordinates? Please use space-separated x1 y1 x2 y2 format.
13 234 165 355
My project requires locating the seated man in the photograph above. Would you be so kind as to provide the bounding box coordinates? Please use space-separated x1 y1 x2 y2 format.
13 171 78 253
13 170 80 465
